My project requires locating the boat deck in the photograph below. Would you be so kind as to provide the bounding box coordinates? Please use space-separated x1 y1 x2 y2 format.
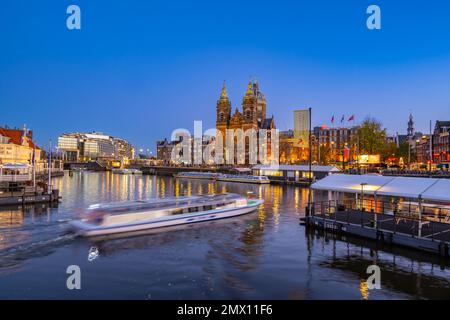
86 193 242 215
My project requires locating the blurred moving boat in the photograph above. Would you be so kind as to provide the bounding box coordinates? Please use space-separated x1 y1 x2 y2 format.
174 172 220 180
69 193 263 236
216 174 270 184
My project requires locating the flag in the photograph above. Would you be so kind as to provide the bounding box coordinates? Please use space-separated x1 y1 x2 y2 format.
348 114 355 122
341 115 345 123
331 115 335 124
343 145 350 159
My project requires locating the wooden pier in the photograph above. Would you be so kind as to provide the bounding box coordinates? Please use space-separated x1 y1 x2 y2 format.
304 200 450 257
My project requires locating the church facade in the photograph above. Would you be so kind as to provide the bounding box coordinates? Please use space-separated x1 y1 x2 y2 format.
215 80 276 165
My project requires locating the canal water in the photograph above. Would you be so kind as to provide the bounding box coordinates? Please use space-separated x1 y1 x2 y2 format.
0 172 449 299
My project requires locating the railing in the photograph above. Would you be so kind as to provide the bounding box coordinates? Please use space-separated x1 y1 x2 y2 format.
308 199 450 241
0 173 32 182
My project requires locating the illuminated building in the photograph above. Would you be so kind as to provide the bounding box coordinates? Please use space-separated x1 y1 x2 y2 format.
58 132 135 164
156 138 181 165
415 134 432 166
314 125 359 165
0 126 41 164
216 80 276 165
432 121 450 165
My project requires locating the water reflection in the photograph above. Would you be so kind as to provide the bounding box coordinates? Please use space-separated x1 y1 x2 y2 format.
306 228 450 299
0 172 449 299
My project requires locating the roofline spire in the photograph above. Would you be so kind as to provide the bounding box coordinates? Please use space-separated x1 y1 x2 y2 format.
220 80 228 100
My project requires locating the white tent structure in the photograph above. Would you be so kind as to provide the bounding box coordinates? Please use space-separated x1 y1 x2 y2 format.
311 174 450 203
422 179 450 203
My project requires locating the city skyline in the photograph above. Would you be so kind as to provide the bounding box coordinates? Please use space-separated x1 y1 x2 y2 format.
1 0 450 150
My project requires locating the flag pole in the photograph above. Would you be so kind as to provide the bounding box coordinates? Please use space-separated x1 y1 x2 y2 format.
33 147 36 188
429 120 432 172
307 107 312 217
48 140 52 195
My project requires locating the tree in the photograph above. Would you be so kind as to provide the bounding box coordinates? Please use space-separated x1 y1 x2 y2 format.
353 117 387 155
318 144 333 165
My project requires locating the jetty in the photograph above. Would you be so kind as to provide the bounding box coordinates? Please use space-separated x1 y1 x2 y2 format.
304 174 450 257
0 163 60 206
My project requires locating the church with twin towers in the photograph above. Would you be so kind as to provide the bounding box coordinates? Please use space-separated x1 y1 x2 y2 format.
215 80 276 164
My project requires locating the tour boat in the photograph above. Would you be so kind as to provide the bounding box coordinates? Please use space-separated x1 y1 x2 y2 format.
216 174 270 184
174 172 221 180
69 193 263 237
112 168 142 174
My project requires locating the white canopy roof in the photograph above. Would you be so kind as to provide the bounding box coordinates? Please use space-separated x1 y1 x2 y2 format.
311 174 450 202
421 179 450 202
0 163 31 169
252 164 340 173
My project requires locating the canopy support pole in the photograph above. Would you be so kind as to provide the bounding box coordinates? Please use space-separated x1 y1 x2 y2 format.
418 196 423 238
374 193 378 229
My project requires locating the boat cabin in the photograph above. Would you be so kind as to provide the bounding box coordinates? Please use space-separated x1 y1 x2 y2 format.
83 193 246 225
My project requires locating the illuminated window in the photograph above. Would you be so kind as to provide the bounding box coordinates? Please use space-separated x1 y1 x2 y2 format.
262 170 283 177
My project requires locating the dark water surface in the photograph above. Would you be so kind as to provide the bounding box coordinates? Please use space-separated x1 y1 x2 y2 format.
0 172 449 299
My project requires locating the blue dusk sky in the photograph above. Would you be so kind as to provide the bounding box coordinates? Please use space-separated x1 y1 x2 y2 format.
1 0 450 151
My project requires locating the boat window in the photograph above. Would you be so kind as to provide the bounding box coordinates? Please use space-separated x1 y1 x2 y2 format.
188 207 198 213
204 205 213 210
172 209 184 215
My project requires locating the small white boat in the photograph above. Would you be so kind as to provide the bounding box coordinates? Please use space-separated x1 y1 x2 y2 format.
174 172 220 180
69 193 263 237
112 168 142 175
216 174 270 184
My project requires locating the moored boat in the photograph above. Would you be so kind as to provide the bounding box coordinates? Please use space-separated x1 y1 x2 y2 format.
69 193 263 237
112 168 142 174
216 174 270 184
174 171 221 180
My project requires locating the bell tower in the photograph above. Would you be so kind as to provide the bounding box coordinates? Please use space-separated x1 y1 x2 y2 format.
407 113 415 138
216 81 231 138
242 81 257 128
253 80 266 125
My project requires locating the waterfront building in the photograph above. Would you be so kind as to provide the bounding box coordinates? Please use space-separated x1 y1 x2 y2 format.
415 134 432 166
57 132 135 164
216 80 276 165
313 125 359 166
156 138 181 165
279 130 299 164
113 137 135 165
0 126 42 164
432 121 450 166
279 130 316 164
386 132 409 147
156 135 215 166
